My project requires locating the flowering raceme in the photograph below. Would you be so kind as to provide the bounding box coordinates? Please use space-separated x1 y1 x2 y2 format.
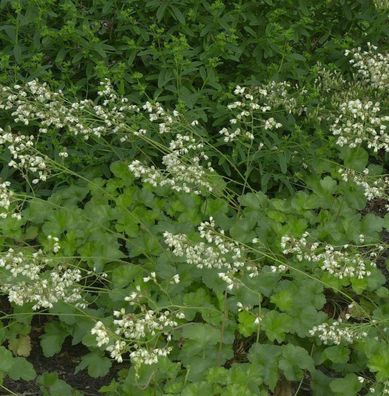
0 79 180 148
331 99 389 152
218 81 299 142
0 180 21 219
345 43 389 90
309 319 368 345
338 168 388 202
91 298 185 366
281 233 377 279
129 134 215 195
164 217 259 289
0 128 49 184
0 249 84 310
0 80 134 139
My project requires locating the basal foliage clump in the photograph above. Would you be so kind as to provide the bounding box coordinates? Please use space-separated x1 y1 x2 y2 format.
0 43 388 395
0 1 388 395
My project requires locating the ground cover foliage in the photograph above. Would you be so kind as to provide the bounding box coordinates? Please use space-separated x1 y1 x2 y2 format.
0 0 388 395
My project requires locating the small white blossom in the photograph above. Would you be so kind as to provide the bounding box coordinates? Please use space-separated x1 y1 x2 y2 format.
345 43 388 90
91 302 184 367
338 168 388 201
331 99 389 152
129 135 214 195
309 319 367 345
281 233 377 279
0 249 84 310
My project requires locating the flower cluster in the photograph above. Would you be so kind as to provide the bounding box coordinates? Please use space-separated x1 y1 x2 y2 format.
91 301 184 366
164 217 257 289
331 99 389 152
309 319 367 345
218 82 297 142
91 321 110 347
0 81 187 184
129 134 214 195
142 101 180 134
0 249 43 279
345 43 389 90
281 233 376 279
0 79 183 141
0 80 138 140
48 235 61 253
339 168 388 201
0 181 21 219
0 128 49 184
0 249 84 310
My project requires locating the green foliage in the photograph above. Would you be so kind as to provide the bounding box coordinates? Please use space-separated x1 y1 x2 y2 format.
0 0 387 117
0 0 388 395
75 351 112 378
40 321 69 358
37 372 81 396
0 346 36 382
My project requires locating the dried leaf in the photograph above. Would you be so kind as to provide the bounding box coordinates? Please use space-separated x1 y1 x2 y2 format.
9 335 32 357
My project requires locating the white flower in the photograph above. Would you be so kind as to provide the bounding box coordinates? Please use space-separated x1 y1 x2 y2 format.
338 168 388 201
91 321 110 347
0 180 21 219
91 301 184 366
281 233 377 279
129 135 214 195
164 218 258 288
0 249 84 310
331 100 389 152
345 43 388 90
172 274 180 284
309 320 367 345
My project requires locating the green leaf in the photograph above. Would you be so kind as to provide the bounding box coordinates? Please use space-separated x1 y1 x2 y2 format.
8 335 32 357
320 176 337 194
238 311 257 337
156 3 168 21
111 263 141 289
384 213 389 231
279 345 314 381
248 344 282 390
171 6 185 24
24 200 51 223
262 311 292 342
249 270 280 297
182 323 220 348
181 382 214 396
271 287 295 311
342 147 368 171
322 346 350 364
239 192 267 209
75 352 112 378
361 213 384 236
13 44 22 63
368 348 389 381
40 321 68 357
182 288 216 321
8 357 36 381
37 372 75 395
311 370 332 396
0 346 14 371
330 374 362 395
